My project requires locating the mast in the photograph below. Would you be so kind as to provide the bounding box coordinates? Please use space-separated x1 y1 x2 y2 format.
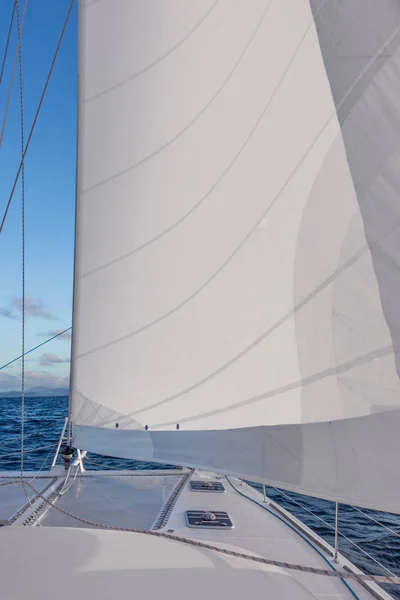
67 0 83 445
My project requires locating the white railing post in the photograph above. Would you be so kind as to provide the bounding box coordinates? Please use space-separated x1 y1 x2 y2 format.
51 416 68 467
333 502 339 563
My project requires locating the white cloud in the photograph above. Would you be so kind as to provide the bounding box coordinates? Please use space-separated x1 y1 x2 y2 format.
0 296 57 320
38 353 70 367
0 307 16 319
37 329 71 341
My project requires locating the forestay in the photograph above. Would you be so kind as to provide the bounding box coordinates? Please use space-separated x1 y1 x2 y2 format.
71 0 400 513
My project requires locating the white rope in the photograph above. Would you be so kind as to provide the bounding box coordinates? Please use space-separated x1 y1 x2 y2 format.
59 465 78 497
16 1 28 511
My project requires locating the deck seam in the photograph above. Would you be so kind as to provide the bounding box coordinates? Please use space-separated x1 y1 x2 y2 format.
152 471 192 530
20 477 66 526
5 477 58 525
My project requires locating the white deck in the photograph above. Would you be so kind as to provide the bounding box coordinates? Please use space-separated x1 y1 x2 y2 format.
0 469 394 600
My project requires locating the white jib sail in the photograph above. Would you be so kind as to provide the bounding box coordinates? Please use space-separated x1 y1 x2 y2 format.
71 0 400 513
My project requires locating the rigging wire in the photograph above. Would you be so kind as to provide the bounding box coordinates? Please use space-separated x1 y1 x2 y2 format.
0 0 28 149
350 505 400 540
0 442 59 459
269 485 399 579
0 421 58 452
0 0 17 87
0 0 75 235
27 442 58 482
0 443 60 525
0 327 72 371
225 478 359 600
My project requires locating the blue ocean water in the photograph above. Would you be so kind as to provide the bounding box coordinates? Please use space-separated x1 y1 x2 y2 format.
1 396 399 598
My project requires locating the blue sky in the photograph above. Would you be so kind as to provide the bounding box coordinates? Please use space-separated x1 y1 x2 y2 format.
0 1 78 391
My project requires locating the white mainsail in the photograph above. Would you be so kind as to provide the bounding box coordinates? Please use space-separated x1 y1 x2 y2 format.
71 0 400 513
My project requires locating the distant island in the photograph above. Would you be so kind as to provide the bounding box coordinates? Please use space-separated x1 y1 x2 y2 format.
0 386 69 398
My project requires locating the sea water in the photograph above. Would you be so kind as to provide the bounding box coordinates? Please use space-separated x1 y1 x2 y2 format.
1 396 399 598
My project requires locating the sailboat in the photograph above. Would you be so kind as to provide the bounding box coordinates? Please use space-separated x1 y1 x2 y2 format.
1 0 400 598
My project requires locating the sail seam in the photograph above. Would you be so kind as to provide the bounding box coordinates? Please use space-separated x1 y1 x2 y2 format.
85 0 220 103
79 0 317 277
77 4 400 371
113 219 399 422
80 0 274 199
77 205 398 424
149 345 393 428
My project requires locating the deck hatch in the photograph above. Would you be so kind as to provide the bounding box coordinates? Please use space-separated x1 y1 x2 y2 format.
189 481 225 493
185 510 233 529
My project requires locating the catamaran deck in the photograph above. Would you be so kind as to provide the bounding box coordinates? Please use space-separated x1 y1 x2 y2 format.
0 469 394 600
